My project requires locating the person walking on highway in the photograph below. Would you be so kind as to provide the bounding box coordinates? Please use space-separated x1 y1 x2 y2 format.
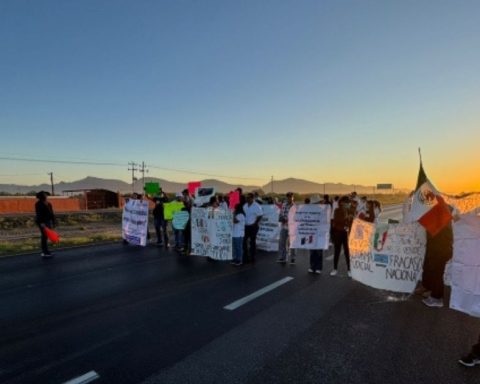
35 191 56 258
243 193 263 263
277 192 296 264
330 196 351 277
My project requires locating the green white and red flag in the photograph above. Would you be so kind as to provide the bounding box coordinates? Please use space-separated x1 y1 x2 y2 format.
409 161 452 236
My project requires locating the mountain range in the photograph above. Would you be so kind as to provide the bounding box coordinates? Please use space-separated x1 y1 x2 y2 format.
0 176 404 195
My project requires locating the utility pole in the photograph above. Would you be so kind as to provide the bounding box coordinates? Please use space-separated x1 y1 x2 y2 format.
128 162 138 193
139 161 149 192
48 172 54 196
271 176 274 194
323 182 326 195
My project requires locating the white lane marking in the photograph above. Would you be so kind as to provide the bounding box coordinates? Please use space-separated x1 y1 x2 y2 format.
63 371 99 384
325 255 333 261
224 277 294 311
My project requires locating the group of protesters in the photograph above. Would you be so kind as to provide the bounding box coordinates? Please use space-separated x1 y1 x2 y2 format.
140 188 384 276
33 186 480 368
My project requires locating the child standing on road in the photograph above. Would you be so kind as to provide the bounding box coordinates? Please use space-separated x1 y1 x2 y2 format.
232 204 245 266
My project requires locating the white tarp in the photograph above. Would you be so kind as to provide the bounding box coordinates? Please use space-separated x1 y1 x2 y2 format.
443 193 480 216
191 207 233 260
256 204 281 252
288 204 331 250
122 199 149 246
349 218 427 293
449 215 480 317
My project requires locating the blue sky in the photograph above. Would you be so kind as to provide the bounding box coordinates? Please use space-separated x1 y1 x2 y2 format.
1 0 479 192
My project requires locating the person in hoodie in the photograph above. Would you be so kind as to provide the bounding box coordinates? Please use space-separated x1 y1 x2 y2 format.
35 191 56 258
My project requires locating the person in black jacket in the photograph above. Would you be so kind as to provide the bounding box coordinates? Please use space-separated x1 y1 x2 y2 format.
35 191 56 258
330 196 352 277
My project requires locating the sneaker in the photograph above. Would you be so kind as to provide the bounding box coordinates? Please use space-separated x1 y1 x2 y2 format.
308 268 314 273
289 259 296 265
235 262 243 266
315 270 322 274
458 353 480 367
41 253 53 258
230 261 237 265
422 296 444 308
330 269 338 276
347 271 352 278
276 259 287 264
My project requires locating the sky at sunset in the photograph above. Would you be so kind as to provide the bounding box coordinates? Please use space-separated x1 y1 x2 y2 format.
1 0 479 193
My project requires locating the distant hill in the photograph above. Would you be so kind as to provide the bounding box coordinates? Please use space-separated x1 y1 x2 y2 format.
263 178 382 195
0 176 403 195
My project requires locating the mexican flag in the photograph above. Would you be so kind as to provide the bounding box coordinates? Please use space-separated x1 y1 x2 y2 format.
409 162 452 236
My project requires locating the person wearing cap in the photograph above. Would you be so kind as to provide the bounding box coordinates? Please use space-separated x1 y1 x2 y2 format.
277 192 296 264
243 193 263 263
35 191 56 258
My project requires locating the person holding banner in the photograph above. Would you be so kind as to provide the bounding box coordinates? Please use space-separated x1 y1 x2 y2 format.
277 192 296 264
35 191 56 258
330 196 352 277
243 193 263 263
232 204 245 265
153 195 169 247
422 220 453 307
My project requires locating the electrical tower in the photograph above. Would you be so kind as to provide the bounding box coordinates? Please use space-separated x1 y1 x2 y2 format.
139 161 149 192
128 162 138 193
48 172 54 196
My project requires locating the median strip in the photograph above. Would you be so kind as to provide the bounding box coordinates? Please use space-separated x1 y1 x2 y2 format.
224 276 294 310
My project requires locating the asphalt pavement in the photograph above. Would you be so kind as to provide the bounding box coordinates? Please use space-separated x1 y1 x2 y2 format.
1 232 479 384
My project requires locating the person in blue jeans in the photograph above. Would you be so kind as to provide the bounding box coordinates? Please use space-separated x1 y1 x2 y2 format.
232 204 245 266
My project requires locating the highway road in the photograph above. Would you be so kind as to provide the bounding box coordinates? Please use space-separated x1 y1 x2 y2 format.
1 210 479 384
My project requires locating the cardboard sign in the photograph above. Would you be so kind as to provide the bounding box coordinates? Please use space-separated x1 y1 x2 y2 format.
122 199 149 246
288 204 331 250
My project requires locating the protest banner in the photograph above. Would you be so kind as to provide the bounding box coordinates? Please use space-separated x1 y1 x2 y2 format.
194 187 216 207
191 207 233 260
229 190 240 210
349 218 426 293
449 215 480 317
122 199 149 246
172 210 190 230
163 201 184 220
188 181 201 196
256 204 281 251
144 182 160 196
288 204 331 250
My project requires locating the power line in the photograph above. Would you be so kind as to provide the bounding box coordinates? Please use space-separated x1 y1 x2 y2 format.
0 155 266 181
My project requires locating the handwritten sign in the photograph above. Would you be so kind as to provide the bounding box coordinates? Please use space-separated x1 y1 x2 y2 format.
163 201 184 220
144 182 160 195
191 207 233 260
194 187 216 207
172 210 190 230
349 218 426 293
122 199 149 246
229 190 240 210
256 204 281 251
449 215 480 318
188 181 202 197
288 204 331 250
